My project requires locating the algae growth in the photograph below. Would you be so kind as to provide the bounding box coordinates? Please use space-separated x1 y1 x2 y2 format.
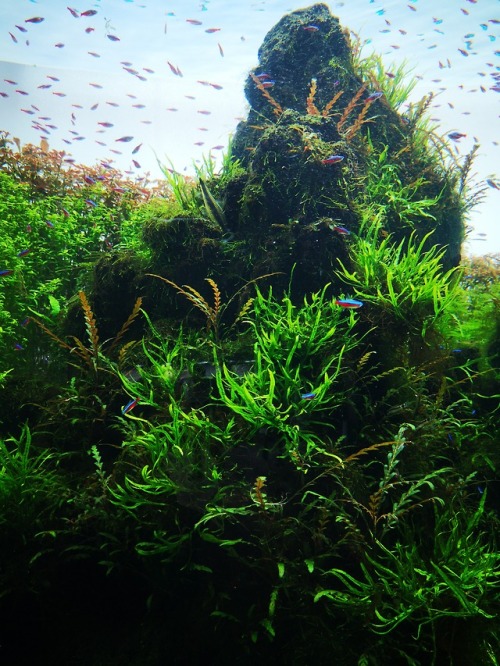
0 4 498 665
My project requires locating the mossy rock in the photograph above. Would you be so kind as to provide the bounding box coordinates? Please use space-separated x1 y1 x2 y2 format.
222 2 465 294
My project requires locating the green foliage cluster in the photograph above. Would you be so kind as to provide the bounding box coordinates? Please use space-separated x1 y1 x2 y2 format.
337 218 460 337
0 136 185 386
1 42 499 666
3 262 497 663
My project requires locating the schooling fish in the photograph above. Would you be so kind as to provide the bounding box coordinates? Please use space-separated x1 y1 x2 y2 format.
322 155 344 165
335 298 363 308
122 398 139 415
301 392 316 400
365 91 383 102
331 225 350 235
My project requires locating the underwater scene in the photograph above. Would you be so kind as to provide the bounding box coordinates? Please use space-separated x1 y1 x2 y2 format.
1 2 499 665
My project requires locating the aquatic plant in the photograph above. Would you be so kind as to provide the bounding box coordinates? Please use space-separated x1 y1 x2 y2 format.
215 283 360 462
104 397 239 564
350 38 418 110
146 272 277 348
337 218 460 338
315 488 500 651
362 139 442 231
23 291 143 451
31 290 142 375
0 425 70 597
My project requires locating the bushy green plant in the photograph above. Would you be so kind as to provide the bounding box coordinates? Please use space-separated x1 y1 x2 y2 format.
0 425 71 597
363 142 442 231
0 425 67 532
106 403 237 562
337 216 460 338
315 487 500 657
215 283 361 461
441 255 500 365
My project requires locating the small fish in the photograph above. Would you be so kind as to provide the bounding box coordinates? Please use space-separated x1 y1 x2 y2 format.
13 343 24 351
322 155 344 165
116 136 134 142
301 392 316 400
331 225 350 235
205 28 221 33
167 61 183 77
366 91 383 102
186 19 202 25
25 17 45 23
67 7 79 18
448 132 466 141
122 398 139 415
486 179 499 189
303 25 320 32
45 220 55 228
81 9 97 16
0 269 14 277
107 34 120 42
17 248 31 257
335 298 363 308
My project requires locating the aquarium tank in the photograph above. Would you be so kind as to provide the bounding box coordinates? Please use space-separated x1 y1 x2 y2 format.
0 2 499 665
